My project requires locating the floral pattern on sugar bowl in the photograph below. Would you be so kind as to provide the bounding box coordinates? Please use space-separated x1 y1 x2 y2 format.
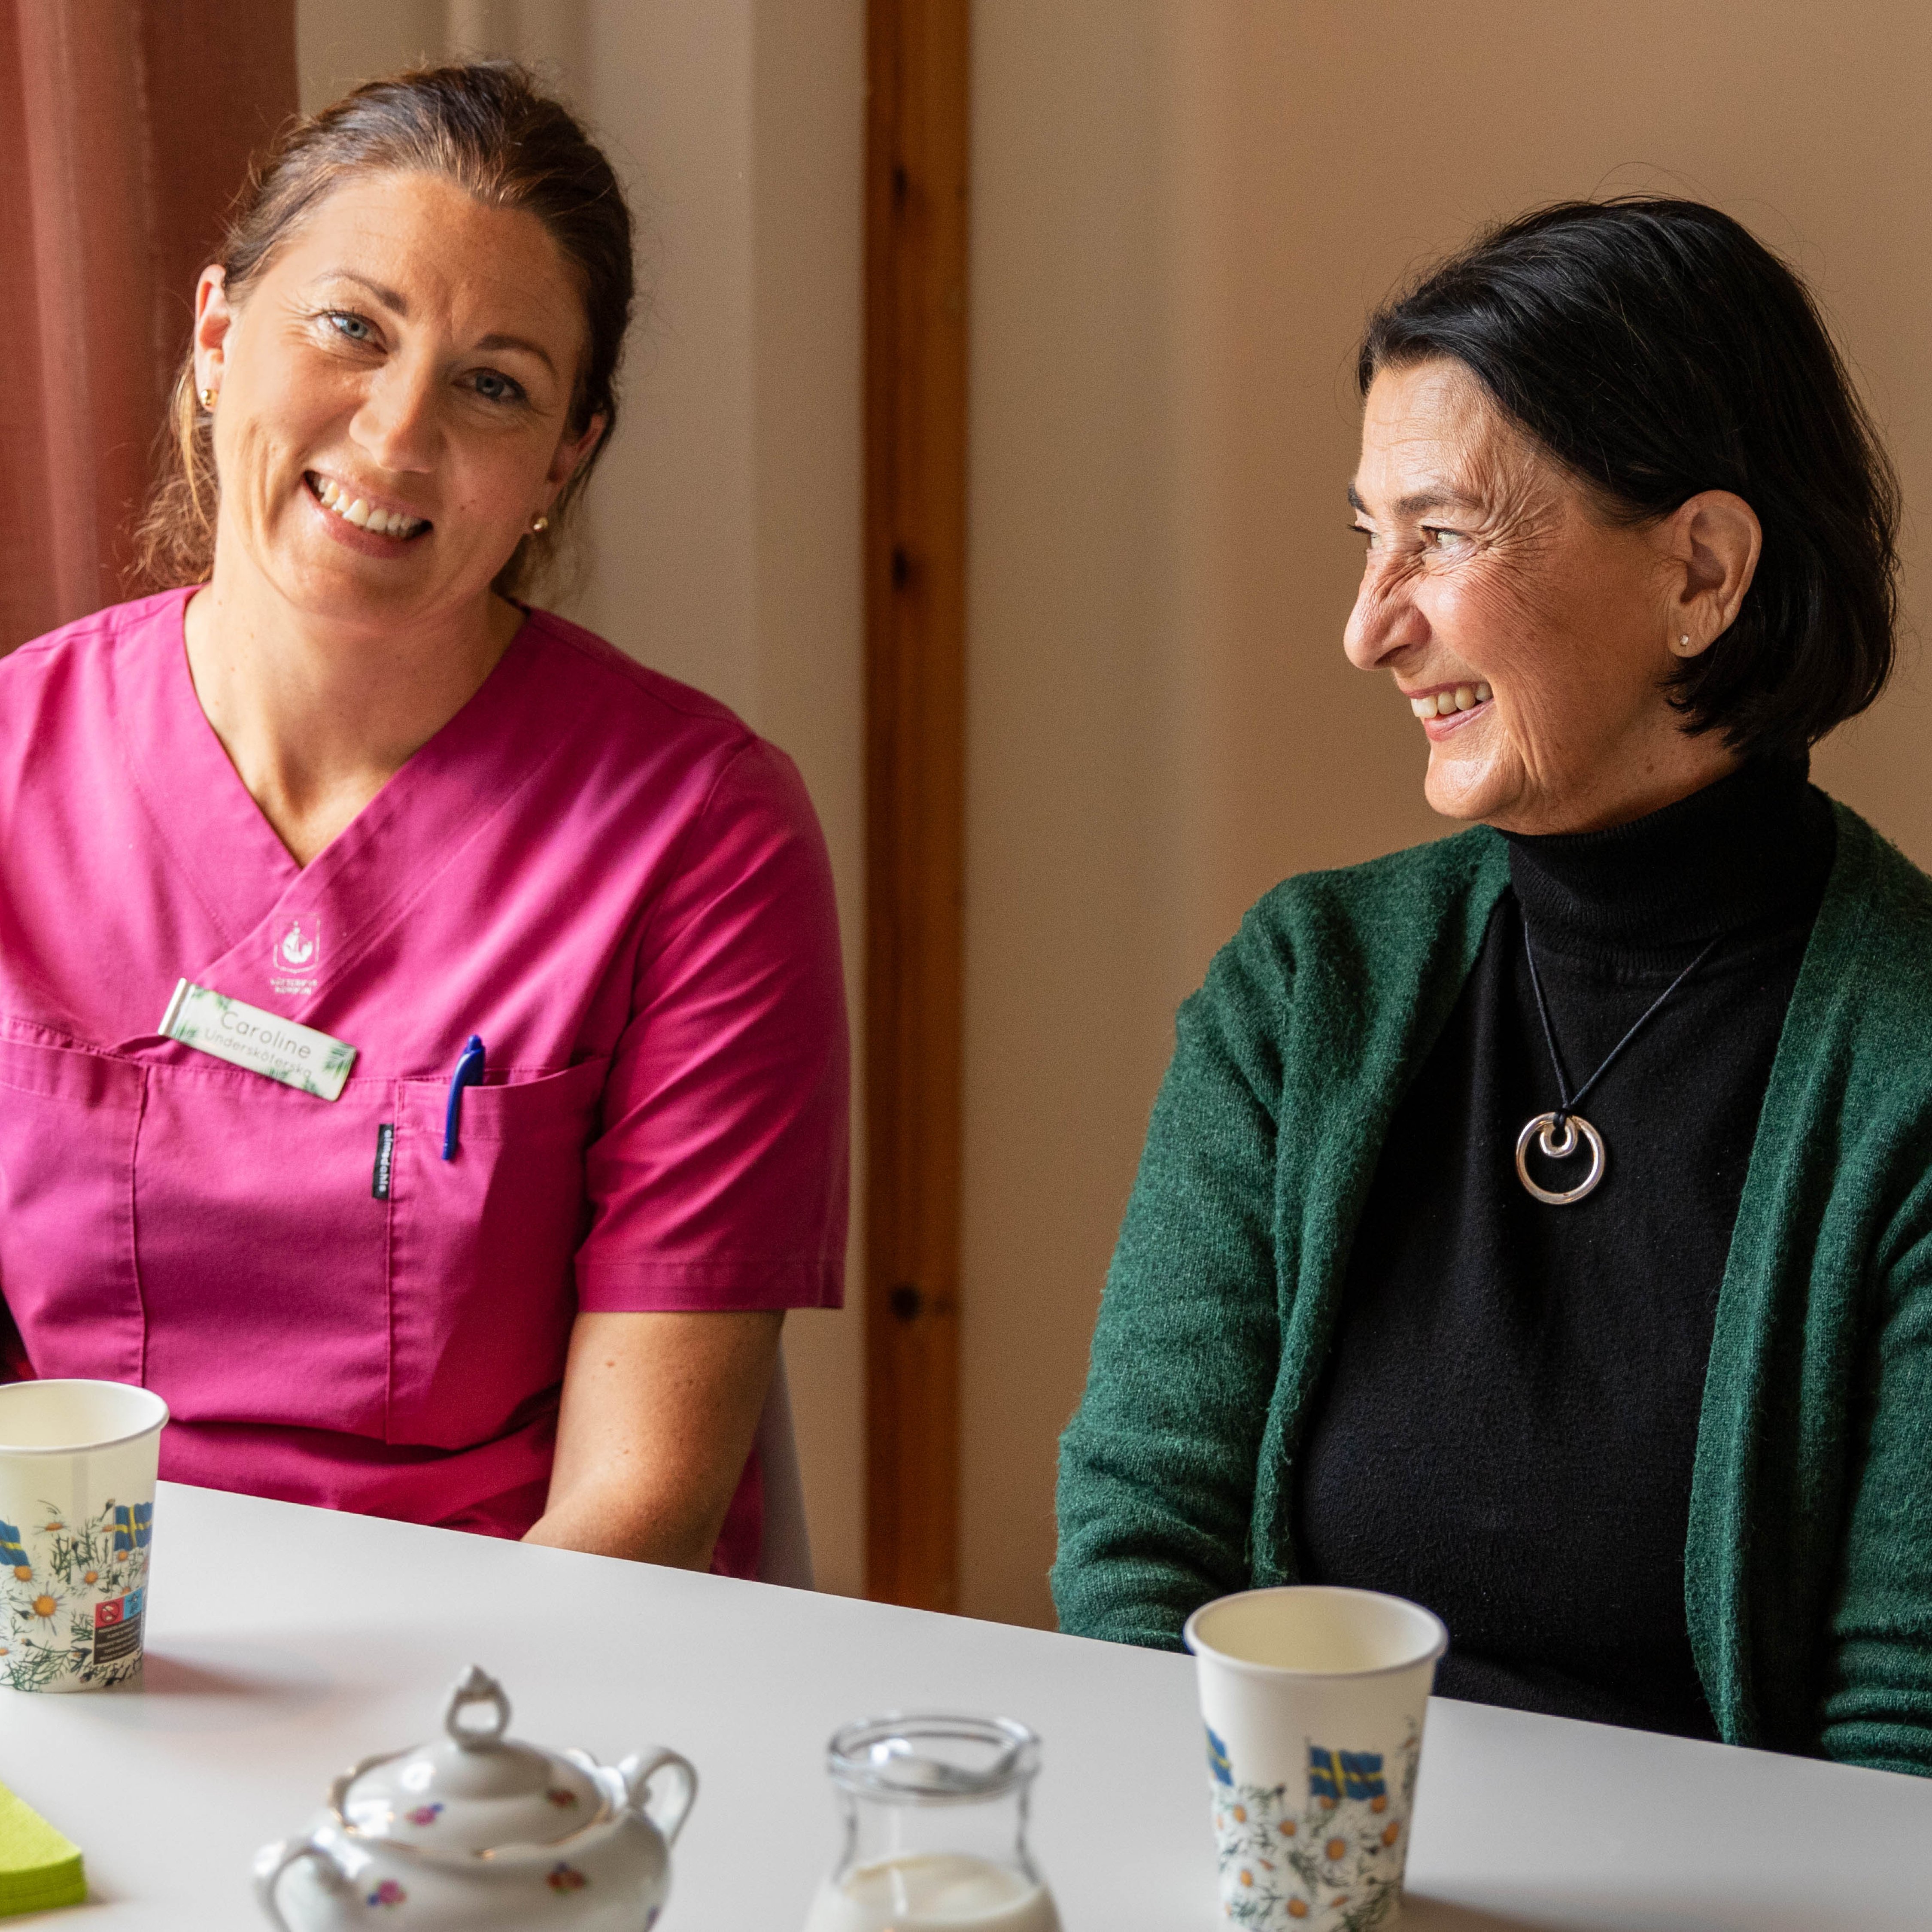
1210 1726 1420 1932
255 1665 694 1931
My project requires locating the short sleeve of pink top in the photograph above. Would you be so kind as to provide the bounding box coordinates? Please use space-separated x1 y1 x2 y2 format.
0 590 848 1577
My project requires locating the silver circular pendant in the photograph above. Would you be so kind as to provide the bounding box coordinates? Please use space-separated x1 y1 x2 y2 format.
1515 1110 1606 1205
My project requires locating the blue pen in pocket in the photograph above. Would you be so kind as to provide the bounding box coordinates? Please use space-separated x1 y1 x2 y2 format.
443 1035 486 1160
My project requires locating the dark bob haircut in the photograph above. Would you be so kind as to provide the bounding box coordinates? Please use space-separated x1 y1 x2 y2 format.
1357 198 1899 762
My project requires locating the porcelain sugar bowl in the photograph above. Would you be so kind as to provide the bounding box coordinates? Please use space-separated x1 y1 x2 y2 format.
255 1665 696 1930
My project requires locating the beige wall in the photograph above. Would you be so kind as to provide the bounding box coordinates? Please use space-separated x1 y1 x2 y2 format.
295 0 867 1596
962 0 1932 1628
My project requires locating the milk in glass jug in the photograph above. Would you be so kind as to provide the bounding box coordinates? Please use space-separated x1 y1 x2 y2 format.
803 1715 1061 1932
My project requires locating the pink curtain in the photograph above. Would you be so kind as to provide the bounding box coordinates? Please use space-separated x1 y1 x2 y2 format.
0 0 297 650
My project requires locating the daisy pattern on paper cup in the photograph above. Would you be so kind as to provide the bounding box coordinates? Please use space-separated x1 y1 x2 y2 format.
0 1379 168 1693
1186 1586 1446 1932
0 1501 151 1692
1209 1731 1419 1929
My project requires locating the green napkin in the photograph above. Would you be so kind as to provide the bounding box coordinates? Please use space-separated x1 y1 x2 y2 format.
0 1782 85 1918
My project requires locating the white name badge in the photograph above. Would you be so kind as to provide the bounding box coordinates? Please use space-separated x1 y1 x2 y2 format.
158 981 358 1101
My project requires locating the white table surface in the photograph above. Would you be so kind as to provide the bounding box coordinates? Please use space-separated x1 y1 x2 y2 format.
2 1483 1929 1929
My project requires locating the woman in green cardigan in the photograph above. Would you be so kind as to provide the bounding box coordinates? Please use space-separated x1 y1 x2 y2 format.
1054 199 1932 1775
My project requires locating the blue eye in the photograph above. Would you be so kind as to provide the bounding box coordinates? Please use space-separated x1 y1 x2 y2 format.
471 370 526 405
326 312 373 342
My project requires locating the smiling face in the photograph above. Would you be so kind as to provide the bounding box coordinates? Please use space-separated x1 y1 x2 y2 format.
192 170 604 636
1344 358 1741 835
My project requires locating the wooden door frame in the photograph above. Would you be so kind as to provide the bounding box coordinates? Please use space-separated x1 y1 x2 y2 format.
862 0 970 1610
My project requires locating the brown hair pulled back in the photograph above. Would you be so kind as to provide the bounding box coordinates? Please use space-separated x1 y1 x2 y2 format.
134 61 634 601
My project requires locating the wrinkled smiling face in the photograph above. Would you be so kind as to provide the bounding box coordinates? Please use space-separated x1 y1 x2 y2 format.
1343 357 1700 835
195 169 602 634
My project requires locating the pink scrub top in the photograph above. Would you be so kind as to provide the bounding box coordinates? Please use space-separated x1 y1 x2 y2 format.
0 589 848 1577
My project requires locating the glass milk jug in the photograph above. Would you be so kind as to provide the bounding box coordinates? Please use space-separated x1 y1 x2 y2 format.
802 1715 1062 1932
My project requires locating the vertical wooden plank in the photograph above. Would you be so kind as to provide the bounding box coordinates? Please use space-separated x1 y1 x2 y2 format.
863 0 969 1610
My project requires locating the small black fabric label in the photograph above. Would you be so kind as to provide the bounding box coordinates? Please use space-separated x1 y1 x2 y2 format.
372 1123 395 1200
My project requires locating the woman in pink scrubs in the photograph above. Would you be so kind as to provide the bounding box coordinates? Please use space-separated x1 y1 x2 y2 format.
0 66 847 1579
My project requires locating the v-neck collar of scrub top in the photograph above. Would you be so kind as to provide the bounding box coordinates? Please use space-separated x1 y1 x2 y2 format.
114 586 577 1048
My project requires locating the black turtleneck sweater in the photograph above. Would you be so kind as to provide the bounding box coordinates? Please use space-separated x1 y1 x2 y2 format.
1295 760 1835 1739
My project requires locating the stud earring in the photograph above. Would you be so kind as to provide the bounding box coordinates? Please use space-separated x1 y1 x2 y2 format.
529 514 549 534
199 386 217 410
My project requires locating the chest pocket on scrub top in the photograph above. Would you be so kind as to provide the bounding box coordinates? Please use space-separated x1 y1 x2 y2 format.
132 1053 398 1439
0 1034 148 1388
384 1059 609 1449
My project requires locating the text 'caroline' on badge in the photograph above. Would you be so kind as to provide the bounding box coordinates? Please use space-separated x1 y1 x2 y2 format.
158 981 357 1101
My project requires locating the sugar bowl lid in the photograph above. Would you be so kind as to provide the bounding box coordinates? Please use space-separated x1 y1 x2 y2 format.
335 1667 607 1855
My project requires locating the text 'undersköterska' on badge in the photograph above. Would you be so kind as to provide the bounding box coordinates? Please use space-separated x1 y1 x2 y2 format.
157 981 357 1101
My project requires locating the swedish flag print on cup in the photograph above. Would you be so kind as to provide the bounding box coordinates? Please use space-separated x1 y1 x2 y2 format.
1185 1586 1446 1929
0 1380 168 1693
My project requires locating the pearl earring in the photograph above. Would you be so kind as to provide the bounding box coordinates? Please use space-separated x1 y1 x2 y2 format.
529 514 549 534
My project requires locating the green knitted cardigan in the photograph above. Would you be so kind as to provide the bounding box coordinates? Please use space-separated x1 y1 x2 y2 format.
1053 801 1932 1775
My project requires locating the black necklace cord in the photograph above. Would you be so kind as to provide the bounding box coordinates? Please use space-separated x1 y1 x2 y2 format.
1522 925 1722 1129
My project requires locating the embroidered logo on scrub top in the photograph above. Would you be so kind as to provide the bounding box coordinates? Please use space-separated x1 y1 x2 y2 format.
271 917 322 998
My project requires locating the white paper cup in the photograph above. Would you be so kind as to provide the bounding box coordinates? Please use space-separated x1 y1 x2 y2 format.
1184 1586 1447 1930
0 1380 168 1693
